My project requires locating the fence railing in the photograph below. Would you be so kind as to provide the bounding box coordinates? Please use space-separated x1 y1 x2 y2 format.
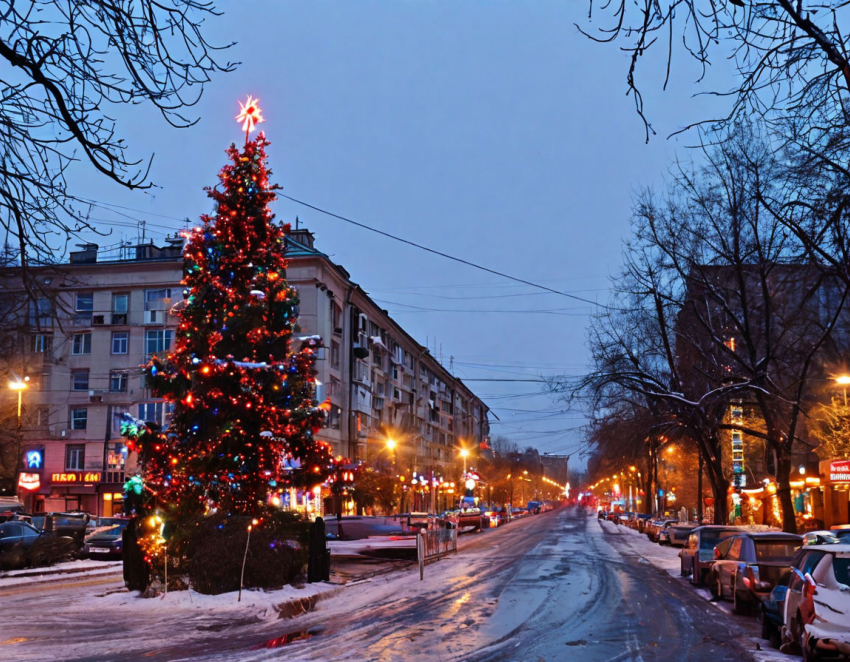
416 523 457 580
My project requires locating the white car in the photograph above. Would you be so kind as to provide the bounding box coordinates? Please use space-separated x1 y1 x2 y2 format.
782 543 850 661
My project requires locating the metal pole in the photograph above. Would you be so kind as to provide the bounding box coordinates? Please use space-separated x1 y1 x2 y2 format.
238 526 252 602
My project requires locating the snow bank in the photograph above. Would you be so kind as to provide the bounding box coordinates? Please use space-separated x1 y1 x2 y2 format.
96 581 339 618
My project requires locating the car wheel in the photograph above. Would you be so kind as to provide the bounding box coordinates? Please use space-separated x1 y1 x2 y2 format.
760 612 771 641
769 624 781 650
732 576 750 614
709 572 722 601
802 634 822 662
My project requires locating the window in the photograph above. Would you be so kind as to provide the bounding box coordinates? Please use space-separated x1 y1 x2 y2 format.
754 541 800 561
70 409 87 430
65 443 85 469
74 293 93 326
331 341 340 369
145 329 173 356
138 402 173 426
72 333 92 355
71 371 89 391
112 407 129 433
111 332 129 355
112 293 129 314
112 293 129 324
30 334 53 353
110 371 127 393
29 297 53 327
144 288 172 309
329 377 341 397
332 303 342 331
75 293 94 313
327 405 341 430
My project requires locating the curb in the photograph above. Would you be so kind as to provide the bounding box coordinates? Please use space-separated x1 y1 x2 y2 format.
0 567 122 591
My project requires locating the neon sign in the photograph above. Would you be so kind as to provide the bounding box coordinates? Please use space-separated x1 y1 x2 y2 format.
830 460 850 484
18 473 40 491
51 472 102 484
25 450 43 470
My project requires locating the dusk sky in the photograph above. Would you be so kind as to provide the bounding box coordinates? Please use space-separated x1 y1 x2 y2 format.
73 1 733 465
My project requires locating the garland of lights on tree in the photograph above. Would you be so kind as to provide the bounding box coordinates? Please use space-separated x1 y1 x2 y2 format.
121 97 332 535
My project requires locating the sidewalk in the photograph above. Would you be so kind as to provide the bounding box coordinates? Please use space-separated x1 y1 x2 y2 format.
0 559 123 589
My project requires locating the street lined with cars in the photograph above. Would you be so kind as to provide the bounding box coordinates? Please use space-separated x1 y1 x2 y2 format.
598 505 850 662
2 506 775 662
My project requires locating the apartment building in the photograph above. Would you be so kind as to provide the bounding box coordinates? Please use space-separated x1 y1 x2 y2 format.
3 228 489 515
284 227 489 472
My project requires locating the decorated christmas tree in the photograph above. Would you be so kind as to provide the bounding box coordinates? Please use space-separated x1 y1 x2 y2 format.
123 98 331 524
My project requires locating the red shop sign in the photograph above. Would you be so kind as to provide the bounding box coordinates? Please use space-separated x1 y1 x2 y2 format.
829 460 850 484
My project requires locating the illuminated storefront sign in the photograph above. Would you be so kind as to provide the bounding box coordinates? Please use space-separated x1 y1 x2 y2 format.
51 472 102 484
18 472 40 491
829 460 850 484
25 449 43 470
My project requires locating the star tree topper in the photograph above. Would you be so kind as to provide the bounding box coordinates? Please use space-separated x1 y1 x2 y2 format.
236 95 265 142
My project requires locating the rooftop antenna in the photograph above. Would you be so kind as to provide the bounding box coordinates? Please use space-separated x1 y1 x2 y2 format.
295 216 300 230
449 355 454 375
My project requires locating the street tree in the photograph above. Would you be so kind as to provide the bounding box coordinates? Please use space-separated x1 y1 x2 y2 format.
0 1 234 268
580 1 850 142
810 396 850 460
637 125 845 532
577 0 850 141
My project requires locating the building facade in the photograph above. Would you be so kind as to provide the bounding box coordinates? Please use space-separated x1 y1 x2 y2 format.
2 229 489 515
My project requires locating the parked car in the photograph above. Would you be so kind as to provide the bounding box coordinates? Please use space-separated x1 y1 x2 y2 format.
781 543 850 661
83 521 129 559
802 530 842 546
29 512 89 549
323 516 407 540
0 521 75 568
708 532 802 613
678 525 741 585
0 520 42 551
829 527 850 543
760 568 792 650
668 523 698 547
656 519 679 544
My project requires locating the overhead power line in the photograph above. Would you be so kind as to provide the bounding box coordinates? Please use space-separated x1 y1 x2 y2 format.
279 194 611 310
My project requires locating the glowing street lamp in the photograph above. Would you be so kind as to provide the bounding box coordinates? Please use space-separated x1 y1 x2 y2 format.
836 375 850 406
10 377 28 428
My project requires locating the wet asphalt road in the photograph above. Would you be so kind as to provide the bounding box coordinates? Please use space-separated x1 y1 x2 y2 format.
3 507 764 662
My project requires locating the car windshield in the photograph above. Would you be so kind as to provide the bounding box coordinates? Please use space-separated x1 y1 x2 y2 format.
755 540 799 561
699 530 727 549
89 526 122 539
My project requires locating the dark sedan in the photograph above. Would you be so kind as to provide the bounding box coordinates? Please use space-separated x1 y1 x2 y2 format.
678 525 741 585
83 522 129 559
707 532 802 613
0 521 75 568
0 520 42 550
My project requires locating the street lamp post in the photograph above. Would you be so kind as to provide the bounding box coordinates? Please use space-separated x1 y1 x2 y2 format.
10 378 28 497
459 448 469 477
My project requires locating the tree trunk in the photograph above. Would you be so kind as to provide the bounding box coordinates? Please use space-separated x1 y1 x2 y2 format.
702 433 728 525
776 451 798 534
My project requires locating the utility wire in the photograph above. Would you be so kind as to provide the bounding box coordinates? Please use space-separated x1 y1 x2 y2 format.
279 194 612 310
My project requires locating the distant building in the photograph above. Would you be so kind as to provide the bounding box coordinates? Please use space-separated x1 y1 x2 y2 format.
1 228 489 515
